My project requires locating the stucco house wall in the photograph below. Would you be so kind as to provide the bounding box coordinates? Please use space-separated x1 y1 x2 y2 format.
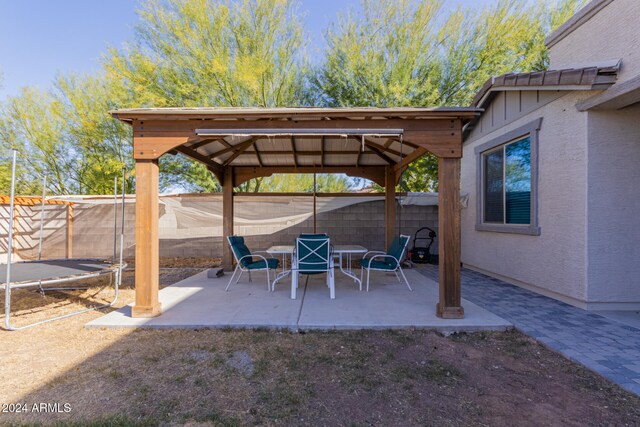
552 0 640 307
462 91 592 305
549 0 640 84
461 0 640 309
586 103 640 308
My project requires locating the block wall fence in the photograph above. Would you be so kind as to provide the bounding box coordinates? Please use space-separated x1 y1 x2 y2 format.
1 194 440 261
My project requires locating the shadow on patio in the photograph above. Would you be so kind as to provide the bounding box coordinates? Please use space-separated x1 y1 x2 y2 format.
87 268 510 332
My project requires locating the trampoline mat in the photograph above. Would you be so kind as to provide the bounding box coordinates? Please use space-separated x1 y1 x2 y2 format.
0 259 117 285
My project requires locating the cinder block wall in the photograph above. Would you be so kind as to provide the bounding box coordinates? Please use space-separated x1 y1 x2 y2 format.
241 200 438 254
1 195 439 261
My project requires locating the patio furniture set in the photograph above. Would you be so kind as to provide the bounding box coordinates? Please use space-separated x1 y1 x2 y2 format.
226 234 413 299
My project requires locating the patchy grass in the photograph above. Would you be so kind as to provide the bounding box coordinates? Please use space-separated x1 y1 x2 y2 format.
1 265 639 426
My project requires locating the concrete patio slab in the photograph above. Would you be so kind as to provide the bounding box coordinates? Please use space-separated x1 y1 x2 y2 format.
297 270 510 331
86 268 511 332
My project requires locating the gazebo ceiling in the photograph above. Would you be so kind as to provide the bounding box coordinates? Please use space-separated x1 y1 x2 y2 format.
110 107 481 185
185 134 412 168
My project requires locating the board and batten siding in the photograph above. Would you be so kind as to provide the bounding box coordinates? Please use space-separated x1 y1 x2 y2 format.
585 103 640 309
549 0 640 85
474 90 565 136
462 91 593 306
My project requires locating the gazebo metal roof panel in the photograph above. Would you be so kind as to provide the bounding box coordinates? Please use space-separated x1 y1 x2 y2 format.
110 106 481 121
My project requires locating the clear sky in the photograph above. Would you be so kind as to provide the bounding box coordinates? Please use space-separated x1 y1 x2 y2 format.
0 0 494 101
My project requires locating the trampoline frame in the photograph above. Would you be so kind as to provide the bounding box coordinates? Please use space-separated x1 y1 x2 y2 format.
0 258 125 290
3 149 127 330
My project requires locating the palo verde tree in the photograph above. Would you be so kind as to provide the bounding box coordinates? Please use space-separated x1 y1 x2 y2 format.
312 0 585 192
236 173 354 193
0 74 132 195
105 0 335 192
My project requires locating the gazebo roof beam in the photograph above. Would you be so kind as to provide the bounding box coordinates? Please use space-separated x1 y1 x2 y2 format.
208 144 236 159
290 136 298 167
174 145 224 179
393 147 429 175
206 136 255 159
218 138 238 150
398 138 418 149
222 137 258 166
365 144 395 164
187 138 219 150
362 137 405 157
346 137 394 164
376 135 419 149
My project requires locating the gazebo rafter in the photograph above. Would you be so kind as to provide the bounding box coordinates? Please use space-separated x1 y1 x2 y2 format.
290 136 298 167
360 140 395 164
187 138 219 150
221 137 258 166
173 145 224 180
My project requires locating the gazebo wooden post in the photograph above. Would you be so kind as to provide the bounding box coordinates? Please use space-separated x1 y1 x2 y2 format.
222 167 234 270
385 166 396 249
132 159 161 318
313 172 317 233
436 157 464 319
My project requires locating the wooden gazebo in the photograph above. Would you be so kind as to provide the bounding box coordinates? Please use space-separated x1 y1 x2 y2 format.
110 107 480 319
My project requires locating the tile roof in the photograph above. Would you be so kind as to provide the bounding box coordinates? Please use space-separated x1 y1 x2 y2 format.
472 63 620 108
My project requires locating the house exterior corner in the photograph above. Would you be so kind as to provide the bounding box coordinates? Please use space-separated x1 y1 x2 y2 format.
461 0 640 310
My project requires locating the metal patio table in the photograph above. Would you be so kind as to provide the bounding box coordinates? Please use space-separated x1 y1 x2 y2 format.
266 244 368 291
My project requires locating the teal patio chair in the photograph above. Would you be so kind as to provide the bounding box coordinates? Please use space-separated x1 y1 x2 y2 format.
359 234 411 292
226 236 279 291
291 235 334 299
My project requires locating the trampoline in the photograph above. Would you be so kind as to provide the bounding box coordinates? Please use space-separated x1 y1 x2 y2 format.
3 149 127 330
0 259 125 289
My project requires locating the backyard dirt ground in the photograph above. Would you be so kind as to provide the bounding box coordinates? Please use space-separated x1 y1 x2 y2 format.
1 258 639 426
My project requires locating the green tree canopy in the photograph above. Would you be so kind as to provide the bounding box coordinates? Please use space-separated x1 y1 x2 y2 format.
107 0 308 107
0 0 585 195
0 75 132 195
105 0 330 193
237 173 354 192
313 0 585 191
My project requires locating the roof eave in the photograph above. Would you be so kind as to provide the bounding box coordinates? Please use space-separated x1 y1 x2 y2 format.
576 74 640 111
109 107 481 123
474 82 614 110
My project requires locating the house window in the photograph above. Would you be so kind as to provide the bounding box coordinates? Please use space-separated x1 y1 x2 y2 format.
483 136 531 224
475 118 541 235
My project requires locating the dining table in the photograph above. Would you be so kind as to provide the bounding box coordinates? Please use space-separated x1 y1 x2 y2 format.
266 244 368 291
